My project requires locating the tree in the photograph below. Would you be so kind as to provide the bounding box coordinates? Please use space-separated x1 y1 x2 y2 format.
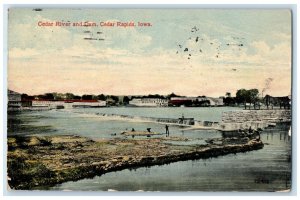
236 89 248 109
248 89 259 109
53 93 64 100
151 94 164 98
73 95 82 100
225 92 231 98
110 95 119 103
21 93 29 100
65 93 75 100
265 95 271 109
97 94 107 101
44 93 54 100
82 95 93 100
123 96 130 104
223 97 236 106
92 95 98 100
236 88 259 109
167 92 181 99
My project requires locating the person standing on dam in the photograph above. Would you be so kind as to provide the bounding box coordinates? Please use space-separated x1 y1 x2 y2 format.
165 125 170 137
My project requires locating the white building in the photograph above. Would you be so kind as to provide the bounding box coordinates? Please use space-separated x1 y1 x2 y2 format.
32 100 63 109
129 98 168 107
32 100 106 109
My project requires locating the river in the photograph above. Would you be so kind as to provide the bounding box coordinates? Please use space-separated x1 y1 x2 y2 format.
7 107 292 191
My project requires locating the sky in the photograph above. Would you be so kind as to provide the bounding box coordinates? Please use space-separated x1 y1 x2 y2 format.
8 8 292 97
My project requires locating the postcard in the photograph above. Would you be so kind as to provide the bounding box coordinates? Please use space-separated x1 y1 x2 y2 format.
7 8 292 192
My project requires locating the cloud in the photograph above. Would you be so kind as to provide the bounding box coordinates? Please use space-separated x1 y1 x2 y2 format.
8 37 291 96
98 24 153 51
9 48 40 59
9 14 74 50
240 40 291 67
8 10 291 97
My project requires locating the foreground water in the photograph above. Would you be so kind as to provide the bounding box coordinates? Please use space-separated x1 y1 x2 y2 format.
7 107 291 191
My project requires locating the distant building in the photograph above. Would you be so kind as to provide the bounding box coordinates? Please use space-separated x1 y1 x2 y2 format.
206 97 224 106
8 90 22 110
264 95 291 109
31 100 63 109
71 100 106 108
169 97 193 107
129 98 168 107
32 99 106 109
169 96 223 107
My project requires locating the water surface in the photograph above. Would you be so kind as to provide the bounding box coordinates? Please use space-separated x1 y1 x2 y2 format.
7 107 291 191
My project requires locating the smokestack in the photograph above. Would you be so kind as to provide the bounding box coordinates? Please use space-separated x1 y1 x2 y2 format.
262 77 273 97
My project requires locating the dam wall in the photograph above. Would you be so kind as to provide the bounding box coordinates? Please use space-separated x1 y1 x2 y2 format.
96 113 195 125
96 110 291 131
222 110 291 123
220 109 291 131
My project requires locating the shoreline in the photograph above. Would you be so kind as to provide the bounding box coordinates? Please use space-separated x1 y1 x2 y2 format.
7 134 263 190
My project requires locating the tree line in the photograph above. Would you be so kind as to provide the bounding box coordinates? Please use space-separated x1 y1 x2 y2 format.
20 89 289 109
21 93 177 105
22 92 120 101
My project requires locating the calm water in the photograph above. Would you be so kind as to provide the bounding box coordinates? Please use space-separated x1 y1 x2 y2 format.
7 107 292 191
9 107 238 139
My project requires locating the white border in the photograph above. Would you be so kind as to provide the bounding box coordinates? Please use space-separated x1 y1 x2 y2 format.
1 1 299 199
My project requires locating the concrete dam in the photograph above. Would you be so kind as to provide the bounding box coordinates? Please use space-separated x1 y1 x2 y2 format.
95 109 291 132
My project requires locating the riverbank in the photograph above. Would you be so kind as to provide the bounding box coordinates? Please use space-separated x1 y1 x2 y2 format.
7 133 263 190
